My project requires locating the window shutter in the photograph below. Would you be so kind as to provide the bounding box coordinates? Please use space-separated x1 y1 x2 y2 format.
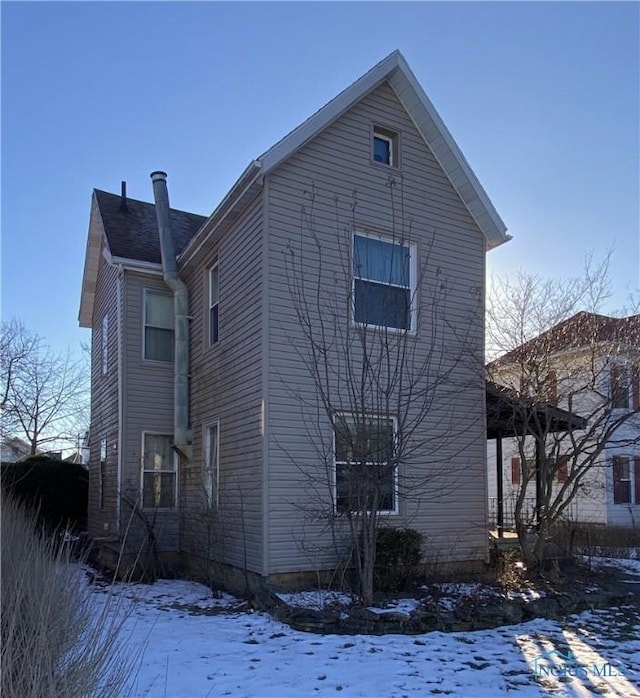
635 457 640 505
511 457 521 485
557 456 568 484
547 370 558 405
632 365 639 410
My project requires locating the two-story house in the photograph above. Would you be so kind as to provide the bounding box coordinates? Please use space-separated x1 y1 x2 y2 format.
79 51 511 589
487 311 640 529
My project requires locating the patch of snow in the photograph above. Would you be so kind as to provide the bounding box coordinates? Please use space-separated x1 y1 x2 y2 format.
276 590 352 610
86 568 640 697
583 555 640 576
366 598 421 615
506 588 545 601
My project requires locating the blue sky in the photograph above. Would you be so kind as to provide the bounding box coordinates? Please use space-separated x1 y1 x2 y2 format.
2 1 638 354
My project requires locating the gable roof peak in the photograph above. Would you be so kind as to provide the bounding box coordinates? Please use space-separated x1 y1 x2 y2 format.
256 49 508 250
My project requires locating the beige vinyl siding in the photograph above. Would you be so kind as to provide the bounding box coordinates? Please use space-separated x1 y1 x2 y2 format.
88 234 120 539
266 81 489 574
181 195 264 574
120 269 179 552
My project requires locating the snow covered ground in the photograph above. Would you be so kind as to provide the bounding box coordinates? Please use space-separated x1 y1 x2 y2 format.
89 562 640 698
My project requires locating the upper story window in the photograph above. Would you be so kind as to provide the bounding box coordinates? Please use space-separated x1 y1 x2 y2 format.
144 291 174 362
101 314 109 375
372 126 399 167
209 262 219 346
353 232 415 331
334 414 398 514
142 433 177 509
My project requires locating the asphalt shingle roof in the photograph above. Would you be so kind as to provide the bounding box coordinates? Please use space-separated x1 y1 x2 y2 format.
94 189 206 264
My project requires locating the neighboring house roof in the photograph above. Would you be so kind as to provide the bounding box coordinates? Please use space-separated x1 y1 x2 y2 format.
1 437 34 463
94 189 206 265
489 312 640 369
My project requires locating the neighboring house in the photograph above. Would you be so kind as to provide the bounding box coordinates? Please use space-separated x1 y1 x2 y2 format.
487 312 640 528
78 50 510 589
1 437 33 463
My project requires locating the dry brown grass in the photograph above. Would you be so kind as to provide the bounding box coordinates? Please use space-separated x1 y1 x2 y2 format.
1 492 138 698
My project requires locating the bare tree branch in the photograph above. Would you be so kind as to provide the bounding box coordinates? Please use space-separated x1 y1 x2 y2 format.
1 320 89 455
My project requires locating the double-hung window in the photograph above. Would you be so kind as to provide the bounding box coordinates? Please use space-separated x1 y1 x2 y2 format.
204 422 219 508
334 414 398 514
353 232 415 331
613 456 631 504
144 291 174 362
209 262 219 346
142 433 177 508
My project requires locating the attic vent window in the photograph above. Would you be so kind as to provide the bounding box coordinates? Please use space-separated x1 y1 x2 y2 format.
372 126 398 167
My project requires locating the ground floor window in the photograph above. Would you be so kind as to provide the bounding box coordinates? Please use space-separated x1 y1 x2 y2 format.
334 414 397 514
142 433 177 508
612 455 640 505
204 422 219 508
99 437 107 509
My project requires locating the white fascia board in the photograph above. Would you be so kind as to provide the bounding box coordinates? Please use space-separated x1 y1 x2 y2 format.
110 256 164 274
78 194 106 328
388 54 510 250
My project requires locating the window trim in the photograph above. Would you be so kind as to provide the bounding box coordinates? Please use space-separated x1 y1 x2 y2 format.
203 421 220 509
352 230 417 334
611 454 640 506
208 260 219 347
333 413 399 516
99 437 107 509
372 125 400 168
101 314 109 375
142 289 174 363
140 431 178 510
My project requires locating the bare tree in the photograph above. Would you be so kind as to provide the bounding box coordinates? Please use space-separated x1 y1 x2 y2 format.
282 183 483 605
1 319 89 455
487 260 640 569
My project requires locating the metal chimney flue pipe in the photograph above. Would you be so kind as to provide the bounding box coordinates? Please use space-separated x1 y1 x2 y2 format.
150 171 192 458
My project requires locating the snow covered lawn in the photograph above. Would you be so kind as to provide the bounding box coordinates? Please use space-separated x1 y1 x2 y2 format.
91 571 640 698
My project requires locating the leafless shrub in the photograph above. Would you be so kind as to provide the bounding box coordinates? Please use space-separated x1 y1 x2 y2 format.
494 549 526 591
1 492 138 698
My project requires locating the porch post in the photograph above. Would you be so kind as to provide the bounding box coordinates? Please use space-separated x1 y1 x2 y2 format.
535 437 542 529
496 436 504 538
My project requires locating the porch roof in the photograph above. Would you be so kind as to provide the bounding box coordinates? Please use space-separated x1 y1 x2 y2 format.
486 381 587 440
